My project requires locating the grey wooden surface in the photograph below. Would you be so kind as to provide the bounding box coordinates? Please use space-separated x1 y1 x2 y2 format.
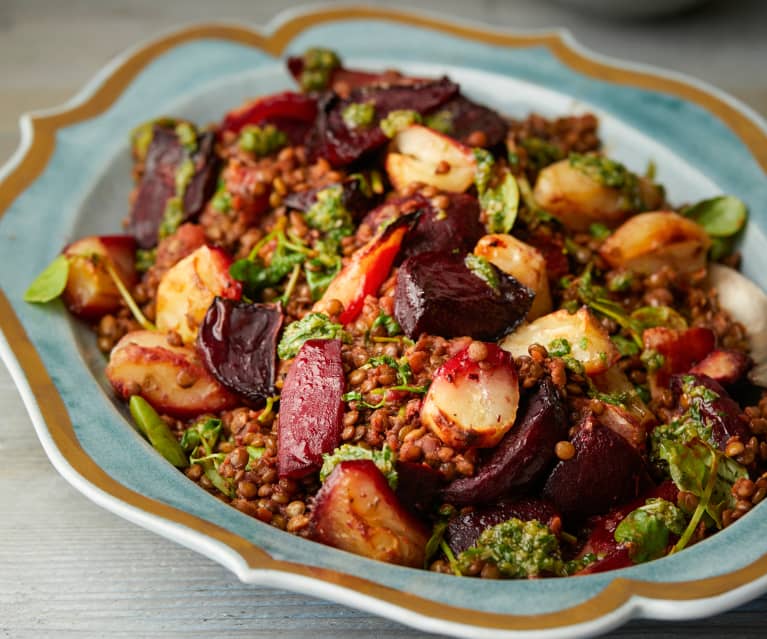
1 1 767 637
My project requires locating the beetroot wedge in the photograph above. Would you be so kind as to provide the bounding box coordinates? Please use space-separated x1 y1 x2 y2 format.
129 126 218 248
441 377 567 506
395 460 443 516
278 339 345 478
311 460 429 568
314 78 459 166
197 298 283 404
394 251 533 340
399 192 484 261
425 94 508 148
543 417 651 518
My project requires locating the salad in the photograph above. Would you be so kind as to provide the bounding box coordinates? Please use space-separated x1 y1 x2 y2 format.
24 47 767 579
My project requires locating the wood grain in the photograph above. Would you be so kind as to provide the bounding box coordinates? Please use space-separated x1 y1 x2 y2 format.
1 1 766 637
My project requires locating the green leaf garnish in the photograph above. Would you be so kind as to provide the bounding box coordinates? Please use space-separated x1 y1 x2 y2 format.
465 254 500 291
683 195 747 238
614 498 687 563
277 312 349 360
24 254 70 303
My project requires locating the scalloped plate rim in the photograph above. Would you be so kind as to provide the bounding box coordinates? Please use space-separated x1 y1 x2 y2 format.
1 6 767 638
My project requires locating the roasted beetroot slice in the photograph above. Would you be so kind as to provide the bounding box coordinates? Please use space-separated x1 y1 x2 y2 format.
445 497 561 555
441 378 567 506
277 339 345 478
543 417 651 519
398 192 484 261
282 176 378 220
394 251 533 340
196 298 282 404
316 78 459 167
427 94 508 148
262 116 315 147
219 91 317 135
395 461 443 516
183 132 219 220
311 460 429 568
670 373 751 449
129 127 219 249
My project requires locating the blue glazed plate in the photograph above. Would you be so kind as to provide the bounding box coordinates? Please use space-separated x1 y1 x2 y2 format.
1 7 767 638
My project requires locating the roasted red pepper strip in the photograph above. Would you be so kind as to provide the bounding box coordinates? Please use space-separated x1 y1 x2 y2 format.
318 219 410 325
220 91 318 135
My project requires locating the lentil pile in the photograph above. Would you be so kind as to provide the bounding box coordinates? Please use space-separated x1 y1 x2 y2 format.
28 48 766 579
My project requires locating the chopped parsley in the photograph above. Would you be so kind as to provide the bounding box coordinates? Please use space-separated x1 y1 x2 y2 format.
423 109 453 134
465 254 500 291
380 109 422 137
277 312 349 360
298 47 341 91
238 124 287 157
569 153 644 211
548 338 572 358
342 101 375 129
457 518 566 578
320 444 398 489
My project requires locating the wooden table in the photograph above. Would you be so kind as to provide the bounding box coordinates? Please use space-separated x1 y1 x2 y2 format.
2 2 766 637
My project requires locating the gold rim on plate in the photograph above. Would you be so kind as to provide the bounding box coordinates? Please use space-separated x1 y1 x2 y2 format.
2 7 767 632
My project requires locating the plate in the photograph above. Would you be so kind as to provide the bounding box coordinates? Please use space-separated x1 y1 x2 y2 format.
1 6 767 638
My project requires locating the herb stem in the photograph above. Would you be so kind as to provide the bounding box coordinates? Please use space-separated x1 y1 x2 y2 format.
671 450 718 554
371 335 415 346
440 540 462 577
247 217 287 261
560 531 578 545
258 395 280 423
280 263 302 306
104 261 156 331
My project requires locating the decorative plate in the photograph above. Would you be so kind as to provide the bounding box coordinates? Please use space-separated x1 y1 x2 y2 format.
2 7 767 638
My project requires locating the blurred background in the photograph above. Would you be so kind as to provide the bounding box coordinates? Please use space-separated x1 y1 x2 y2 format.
0 0 765 163
1 2 766 638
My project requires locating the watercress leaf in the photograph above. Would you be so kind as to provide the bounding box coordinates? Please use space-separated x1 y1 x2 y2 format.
614 498 687 563
278 312 348 360
24 254 70 303
684 195 747 238
482 171 519 234
657 437 747 527
472 148 495 197
709 236 736 261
